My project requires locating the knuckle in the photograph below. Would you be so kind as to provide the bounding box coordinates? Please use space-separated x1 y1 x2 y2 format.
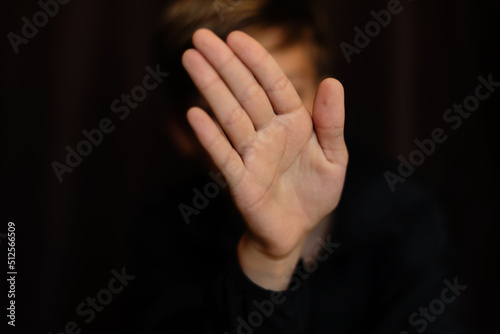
237 135 254 154
268 74 289 93
240 82 263 103
253 49 270 69
329 125 344 138
218 53 235 71
223 106 245 127
201 76 220 91
206 131 223 150
244 145 257 160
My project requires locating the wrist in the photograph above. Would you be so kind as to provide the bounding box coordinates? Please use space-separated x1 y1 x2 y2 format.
237 231 307 290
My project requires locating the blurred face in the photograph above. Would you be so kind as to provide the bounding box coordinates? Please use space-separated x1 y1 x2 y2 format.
172 27 320 160
248 27 319 112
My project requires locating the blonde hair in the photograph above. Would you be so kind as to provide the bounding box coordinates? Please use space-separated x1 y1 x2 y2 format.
154 0 334 119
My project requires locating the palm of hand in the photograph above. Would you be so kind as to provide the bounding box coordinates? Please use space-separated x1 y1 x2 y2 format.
183 29 348 257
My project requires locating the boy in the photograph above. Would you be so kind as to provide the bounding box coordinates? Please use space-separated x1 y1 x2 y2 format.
123 1 462 333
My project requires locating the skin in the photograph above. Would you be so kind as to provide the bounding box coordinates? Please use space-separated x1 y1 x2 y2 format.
181 28 348 290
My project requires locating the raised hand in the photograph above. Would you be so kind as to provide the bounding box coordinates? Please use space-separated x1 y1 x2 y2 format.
182 29 348 289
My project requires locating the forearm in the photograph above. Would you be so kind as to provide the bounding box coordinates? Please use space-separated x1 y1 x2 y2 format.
237 230 308 290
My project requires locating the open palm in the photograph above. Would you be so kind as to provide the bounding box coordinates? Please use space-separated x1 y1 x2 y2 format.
182 29 348 258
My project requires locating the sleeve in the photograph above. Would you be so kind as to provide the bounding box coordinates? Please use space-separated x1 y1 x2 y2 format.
120 194 312 334
212 258 311 334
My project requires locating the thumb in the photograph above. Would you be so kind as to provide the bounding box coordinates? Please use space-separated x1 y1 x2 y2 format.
312 78 348 165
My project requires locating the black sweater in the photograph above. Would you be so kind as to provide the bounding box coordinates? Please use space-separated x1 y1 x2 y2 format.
122 143 463 334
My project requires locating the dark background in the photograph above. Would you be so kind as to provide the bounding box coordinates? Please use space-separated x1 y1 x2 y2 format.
1 0 499 333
